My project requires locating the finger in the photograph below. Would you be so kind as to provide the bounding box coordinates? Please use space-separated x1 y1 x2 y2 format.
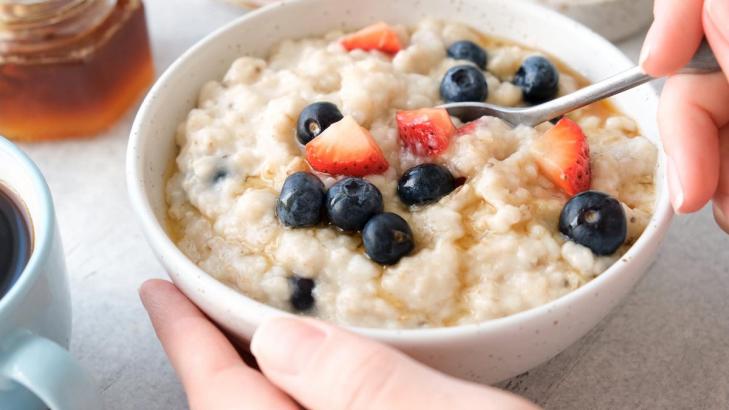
714 126 729 233
640 0 705 76
251 317 538 410
658 72 729 213
704 0 729 80
140 280 297 410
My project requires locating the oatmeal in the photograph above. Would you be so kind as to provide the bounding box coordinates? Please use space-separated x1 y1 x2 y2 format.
166 19 657 328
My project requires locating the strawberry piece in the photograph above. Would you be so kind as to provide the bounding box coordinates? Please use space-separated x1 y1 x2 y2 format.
456 117 489 135
531 118 591 196
306 116 389 177
341 22 403 54
396 108 457 157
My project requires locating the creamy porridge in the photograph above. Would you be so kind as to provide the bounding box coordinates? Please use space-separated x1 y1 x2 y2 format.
166 19 657 328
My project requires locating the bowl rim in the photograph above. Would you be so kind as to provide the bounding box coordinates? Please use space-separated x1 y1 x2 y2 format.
127 0 673 341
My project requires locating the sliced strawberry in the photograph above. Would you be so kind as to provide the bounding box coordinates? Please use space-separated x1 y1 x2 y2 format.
530 118 591 196
456 117 489 136
396 108 457 157
340 22 403 54
306 116 389 177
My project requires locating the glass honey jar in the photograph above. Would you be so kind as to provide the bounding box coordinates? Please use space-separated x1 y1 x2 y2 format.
0 0 154 141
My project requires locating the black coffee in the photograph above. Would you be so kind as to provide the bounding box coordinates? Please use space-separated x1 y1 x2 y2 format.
0 184 32 299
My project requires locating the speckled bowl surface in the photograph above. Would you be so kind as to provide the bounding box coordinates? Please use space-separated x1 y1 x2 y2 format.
127 0 672 384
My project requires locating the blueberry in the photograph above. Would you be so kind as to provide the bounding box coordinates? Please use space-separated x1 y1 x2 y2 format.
559 191 627 256
289 276 315 311
362 213 414 265
296 102 344 145
397 164 456 206
212 168 228 184
549 115 564 125
276 172 326 228
447 40 488 69
513 56 560 104
440 65 488 103
326 178 384 232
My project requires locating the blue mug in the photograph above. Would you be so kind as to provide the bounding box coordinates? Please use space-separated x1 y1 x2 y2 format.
0 137 99 410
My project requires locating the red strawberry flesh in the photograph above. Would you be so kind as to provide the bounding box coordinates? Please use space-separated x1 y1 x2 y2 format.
306 116 389 177
531 118 591 196
397 108 457 157
456 117 490 135
341 22 403 54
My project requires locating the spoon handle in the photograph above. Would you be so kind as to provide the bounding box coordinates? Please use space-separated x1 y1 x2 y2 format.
522 40 721 127
683 40 722 73
523 66 650 126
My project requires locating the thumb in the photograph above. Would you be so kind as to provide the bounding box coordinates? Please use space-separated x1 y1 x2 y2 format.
251 317 537 410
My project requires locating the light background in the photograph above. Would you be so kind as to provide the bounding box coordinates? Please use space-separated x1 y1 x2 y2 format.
18 1 729 408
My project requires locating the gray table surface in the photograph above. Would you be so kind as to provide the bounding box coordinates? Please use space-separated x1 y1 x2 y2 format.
18 1 729 409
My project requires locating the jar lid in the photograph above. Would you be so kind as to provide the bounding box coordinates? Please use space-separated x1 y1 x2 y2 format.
0 0 115 56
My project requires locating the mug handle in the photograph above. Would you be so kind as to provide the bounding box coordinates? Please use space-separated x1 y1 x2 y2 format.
0 330 100 410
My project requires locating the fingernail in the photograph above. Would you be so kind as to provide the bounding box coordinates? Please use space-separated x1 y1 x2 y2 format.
138 281 154 307
639 43 651 69
251 318 326 375
714 200 729 234
706 0 729 42
667 156 685 213
639 25 655 70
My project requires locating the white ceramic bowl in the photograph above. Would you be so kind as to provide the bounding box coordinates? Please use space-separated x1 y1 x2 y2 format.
525 0 654 42
127 0 672 384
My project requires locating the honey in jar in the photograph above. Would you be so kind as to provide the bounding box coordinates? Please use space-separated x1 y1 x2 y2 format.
0 0 154 141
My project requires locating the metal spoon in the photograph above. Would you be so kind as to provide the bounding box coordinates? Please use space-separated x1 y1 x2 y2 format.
441 41 721 127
